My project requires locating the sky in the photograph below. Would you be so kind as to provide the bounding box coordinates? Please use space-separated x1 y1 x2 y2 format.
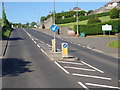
0 1 109 24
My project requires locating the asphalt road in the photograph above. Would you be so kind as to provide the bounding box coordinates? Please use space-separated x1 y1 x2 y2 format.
2 28 120 89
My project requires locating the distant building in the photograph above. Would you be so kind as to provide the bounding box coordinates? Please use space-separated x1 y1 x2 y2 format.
70 7 82 11
90 0 120 15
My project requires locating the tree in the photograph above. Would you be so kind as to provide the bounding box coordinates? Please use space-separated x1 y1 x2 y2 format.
87 16 101 24
31 22 37 27
87 10 93 14
110 8 119 19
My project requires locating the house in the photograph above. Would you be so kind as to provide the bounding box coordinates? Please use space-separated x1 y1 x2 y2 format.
90 0 120 15
70 7 82 11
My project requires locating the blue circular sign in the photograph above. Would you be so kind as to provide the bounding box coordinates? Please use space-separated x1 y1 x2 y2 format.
50 25 59 32
63 43 68 48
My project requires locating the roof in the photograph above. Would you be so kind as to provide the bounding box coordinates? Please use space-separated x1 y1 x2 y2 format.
72 7 81 10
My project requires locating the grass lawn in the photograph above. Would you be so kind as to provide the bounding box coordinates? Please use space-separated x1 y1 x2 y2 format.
58 16 119 29
3 29 11 39
108 40 120 49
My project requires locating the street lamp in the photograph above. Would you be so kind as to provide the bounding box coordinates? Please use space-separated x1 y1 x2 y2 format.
76 0 79 37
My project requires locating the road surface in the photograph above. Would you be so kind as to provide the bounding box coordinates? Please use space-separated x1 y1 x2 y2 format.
2 28 120 89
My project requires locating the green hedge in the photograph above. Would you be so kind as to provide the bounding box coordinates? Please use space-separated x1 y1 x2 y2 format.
56 12 109 24
79 12 110 21
74 20 120 35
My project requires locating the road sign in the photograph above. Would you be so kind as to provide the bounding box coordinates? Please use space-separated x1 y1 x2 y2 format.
102 24 112 31
50 25 59 32
62 43 68 57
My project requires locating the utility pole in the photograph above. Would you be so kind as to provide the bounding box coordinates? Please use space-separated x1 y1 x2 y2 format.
76 0 79 37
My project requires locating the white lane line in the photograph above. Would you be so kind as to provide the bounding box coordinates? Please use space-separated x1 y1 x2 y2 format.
57 61 83 65
35 38 38 41
77 44 81 46
64 66 96 72
40 41 44 44
41 48 45 53
32 39 34 41
78 82 89 90
81 61 104 73
119 80 120 82
37 44 41 48
54 61 69 74
33 41 37 44
86 83 120 89
72 73 111 80
46 44 51 47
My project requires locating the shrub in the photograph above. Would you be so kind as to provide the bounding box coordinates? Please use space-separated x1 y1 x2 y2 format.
87 17 101 24
110 8 119 19
74 20 120 35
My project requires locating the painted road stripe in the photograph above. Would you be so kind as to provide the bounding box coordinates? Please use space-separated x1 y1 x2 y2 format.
57 61 83 65
64 66 95 72
119 80 120 82
86 83 120 89
32 39 34 41
33 41 37 44
54 61 69 74
72 73 111 80
37 44 41 48
78 82 89 90
46 44 51 47
81 61 104 73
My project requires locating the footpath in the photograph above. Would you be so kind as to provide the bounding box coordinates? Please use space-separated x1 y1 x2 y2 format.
34 28 119 59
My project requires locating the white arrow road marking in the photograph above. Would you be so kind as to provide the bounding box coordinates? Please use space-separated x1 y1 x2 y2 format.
86 83 120 89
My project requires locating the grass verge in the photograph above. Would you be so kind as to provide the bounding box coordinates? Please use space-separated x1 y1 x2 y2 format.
3 29 11 39
108 40 120 49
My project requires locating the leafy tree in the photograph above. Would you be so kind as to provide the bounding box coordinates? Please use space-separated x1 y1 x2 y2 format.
110 8 119 19
87 10 93 14
87 16 101 24
31 22 37 27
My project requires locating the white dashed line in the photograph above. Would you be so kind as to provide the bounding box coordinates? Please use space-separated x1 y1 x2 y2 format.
37 44 41 48
54 61 69 74
33 41 37 44
64 66 96 72
57 61 83 65
46 44 51 47
32 39 34 41
72 73 111 80
78 82 89 90
86 83 120 89
81 61 104 73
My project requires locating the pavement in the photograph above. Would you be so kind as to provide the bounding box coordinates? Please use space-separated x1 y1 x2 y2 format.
34 28 119 59
2 28 120 89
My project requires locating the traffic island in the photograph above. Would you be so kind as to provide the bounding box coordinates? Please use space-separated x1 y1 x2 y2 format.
38 41 79 61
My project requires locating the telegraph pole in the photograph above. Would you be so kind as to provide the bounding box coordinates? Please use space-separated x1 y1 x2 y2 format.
76 0 79 37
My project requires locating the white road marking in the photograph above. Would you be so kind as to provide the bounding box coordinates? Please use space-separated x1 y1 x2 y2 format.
77 44 81 46
54 61 69 74
37 44 41 48
119 80 120 82
57 61 83 65
72 73 111 80
41 48 45 53
35 38 38 41
32 39 34 41
33 41 37 44
78 82 89 90
64 66 95 72
40 41 44 44
46 44 51 47
81 61 104 73
86 83 120 89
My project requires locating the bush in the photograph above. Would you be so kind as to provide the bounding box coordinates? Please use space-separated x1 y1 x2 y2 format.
87 17 101 24
110 8 119 19
74 20 120 35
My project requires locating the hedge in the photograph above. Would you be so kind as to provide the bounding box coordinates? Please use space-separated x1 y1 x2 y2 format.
74 20 120 35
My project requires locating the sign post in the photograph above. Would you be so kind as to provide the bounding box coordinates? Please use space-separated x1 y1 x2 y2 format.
62 43 68 57
50 25 59 52
102 24 112 35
